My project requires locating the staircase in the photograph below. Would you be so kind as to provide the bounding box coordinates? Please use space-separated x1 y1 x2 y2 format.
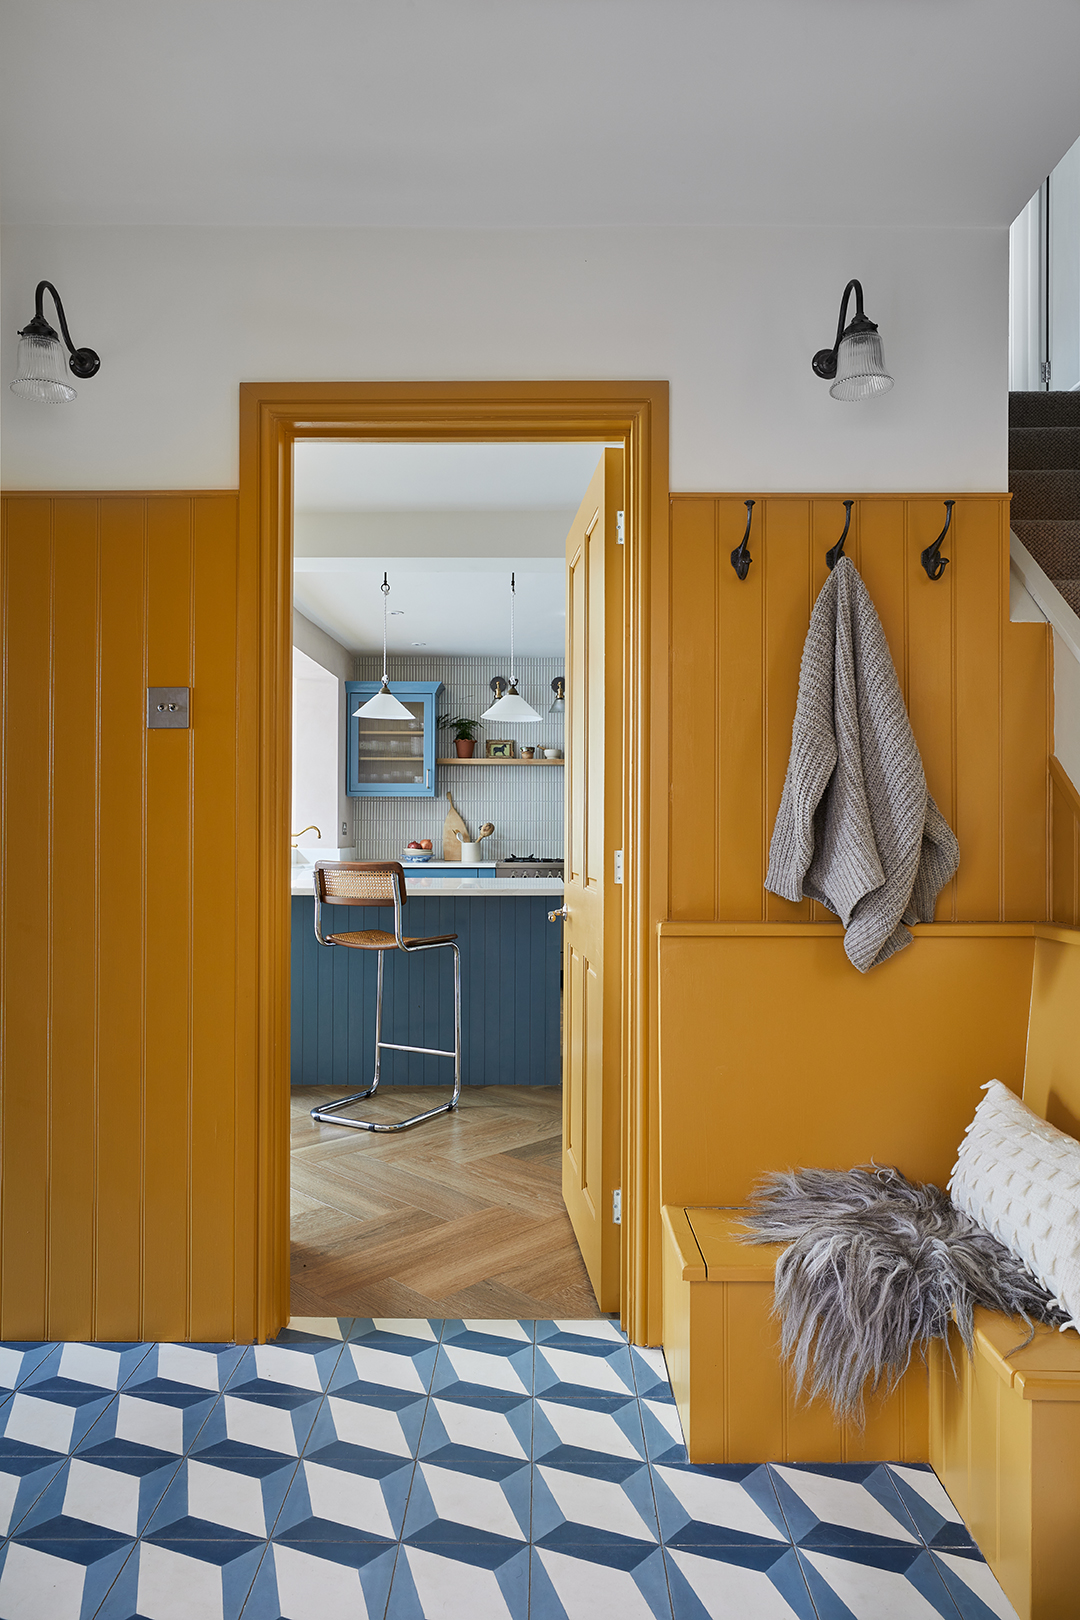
1009 392 1080 616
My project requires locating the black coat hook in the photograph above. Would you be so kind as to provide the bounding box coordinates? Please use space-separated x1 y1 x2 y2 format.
730 500 755 580
826 501 854 570
920 500 954 580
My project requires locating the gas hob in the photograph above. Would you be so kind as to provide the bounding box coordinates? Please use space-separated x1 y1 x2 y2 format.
495 855 564 879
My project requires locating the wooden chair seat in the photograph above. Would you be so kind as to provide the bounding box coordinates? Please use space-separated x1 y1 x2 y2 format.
328 929 459 950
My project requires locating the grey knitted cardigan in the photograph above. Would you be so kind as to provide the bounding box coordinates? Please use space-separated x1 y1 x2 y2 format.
765 556 959 971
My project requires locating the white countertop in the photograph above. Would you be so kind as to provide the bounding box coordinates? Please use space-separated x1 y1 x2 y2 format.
291 872 563 898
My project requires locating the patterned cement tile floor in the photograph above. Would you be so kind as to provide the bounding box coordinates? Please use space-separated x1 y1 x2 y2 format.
0 1319 1016 1619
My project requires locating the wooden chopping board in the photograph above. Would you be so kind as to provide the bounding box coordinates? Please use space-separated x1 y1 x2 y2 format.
442 792 470 861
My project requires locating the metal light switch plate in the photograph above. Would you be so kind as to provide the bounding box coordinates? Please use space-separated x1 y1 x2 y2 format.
147 686 190 729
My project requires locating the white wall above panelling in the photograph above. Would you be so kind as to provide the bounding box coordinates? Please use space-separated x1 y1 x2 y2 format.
0 223 1009 492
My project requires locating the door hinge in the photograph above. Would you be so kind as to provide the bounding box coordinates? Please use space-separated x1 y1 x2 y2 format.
616 511 625 545
612 1189 622 1225
1042 359 1053 385
613 849 623 884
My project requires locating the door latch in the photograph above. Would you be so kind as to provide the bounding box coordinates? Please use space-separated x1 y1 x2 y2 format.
548 906 568 922
612 1189 622 1225
616 510 625 545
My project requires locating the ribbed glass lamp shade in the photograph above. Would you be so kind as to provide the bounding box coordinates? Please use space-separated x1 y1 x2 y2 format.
829 329 894 401
481 684 541 723
10 332 76 403
549 696 565 715
354 680 415 722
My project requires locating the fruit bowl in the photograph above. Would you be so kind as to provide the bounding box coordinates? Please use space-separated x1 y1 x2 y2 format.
402 848 433 863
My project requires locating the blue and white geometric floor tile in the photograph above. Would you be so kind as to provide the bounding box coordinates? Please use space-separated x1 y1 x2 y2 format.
0 1318 1020 1618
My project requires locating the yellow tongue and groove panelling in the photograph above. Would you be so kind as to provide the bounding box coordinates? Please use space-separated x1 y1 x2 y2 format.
0 492 259 1343
667 494 1051 924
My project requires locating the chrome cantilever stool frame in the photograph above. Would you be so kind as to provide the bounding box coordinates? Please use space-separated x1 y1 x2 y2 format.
309 861 461 1132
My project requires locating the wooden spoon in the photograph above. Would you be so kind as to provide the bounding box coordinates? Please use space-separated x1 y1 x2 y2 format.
477 823 495 841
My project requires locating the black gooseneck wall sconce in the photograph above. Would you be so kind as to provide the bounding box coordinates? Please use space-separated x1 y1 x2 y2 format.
10 281 100 404
812 279 893 402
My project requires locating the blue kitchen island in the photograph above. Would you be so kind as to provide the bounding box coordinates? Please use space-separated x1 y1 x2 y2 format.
290 871 563 1088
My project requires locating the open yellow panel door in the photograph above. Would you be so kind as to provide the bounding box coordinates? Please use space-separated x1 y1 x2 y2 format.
561 448 624 1314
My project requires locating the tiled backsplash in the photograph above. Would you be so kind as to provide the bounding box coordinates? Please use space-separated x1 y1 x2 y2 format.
353 654 565 860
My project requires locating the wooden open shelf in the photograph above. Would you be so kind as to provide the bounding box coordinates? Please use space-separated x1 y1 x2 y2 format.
437 757 563 766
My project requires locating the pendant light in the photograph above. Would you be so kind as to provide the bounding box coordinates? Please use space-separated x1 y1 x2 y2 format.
353 573 415 721
10 281 100 404
812 279 894 402
481 573 541 723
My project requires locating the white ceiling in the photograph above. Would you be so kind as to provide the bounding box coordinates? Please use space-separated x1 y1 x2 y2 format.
294 558 566 657
294 441 611 511
293 441 593 654
3 1 1080 231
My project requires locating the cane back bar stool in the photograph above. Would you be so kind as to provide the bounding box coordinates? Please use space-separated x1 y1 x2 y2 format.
309 861 461 1132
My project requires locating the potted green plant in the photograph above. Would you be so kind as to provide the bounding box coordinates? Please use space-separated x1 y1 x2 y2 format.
438 715 482 759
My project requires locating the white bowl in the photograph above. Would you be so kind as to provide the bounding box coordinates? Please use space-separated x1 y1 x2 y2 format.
402 849 434 863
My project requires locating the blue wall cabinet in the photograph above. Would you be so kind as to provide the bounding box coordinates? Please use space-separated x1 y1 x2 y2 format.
345 679 443 797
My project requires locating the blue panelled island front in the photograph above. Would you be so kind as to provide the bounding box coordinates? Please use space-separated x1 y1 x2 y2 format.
291 892 562 1087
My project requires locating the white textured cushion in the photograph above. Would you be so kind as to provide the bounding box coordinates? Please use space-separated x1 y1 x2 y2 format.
949 1080 1080 1331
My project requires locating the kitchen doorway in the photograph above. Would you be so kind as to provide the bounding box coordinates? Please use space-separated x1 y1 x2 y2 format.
287 440 612 1318
238 381 668 1345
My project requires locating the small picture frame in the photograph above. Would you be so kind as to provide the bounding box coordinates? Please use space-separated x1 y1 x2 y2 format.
485 739 515 759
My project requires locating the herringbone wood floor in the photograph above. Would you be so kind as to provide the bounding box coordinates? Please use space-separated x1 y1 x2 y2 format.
290 1086 603 1318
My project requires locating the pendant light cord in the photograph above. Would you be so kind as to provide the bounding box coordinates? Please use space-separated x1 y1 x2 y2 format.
510 571 517 687
381 572 390 685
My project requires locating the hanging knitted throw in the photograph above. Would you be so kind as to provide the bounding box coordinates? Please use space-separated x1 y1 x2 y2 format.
765 557 959 970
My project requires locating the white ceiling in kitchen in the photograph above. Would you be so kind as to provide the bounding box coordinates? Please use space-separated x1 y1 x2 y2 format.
294 557 566 658
293 441 614 512
293 441 609 655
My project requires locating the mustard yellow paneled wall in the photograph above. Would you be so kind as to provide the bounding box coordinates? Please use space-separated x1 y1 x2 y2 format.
659 494 1053 1212
0 492 265 1342
667 496 1051 924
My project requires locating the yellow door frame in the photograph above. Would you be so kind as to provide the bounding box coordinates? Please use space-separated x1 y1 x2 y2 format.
239 381 669 1342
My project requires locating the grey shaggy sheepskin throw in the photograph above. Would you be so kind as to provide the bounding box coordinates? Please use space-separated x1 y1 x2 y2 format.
741 1164 1067 1423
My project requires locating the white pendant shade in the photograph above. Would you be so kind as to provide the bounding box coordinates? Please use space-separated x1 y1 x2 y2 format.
357 573 414 720
484 572 541 721
354 680 414 722
481 685 541 723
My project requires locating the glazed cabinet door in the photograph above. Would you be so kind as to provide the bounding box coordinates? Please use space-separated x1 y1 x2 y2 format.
345 680 443 797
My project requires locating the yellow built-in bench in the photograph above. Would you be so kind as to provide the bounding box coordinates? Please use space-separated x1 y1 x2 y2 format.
930 1311 1080 1620
658 920 1080 1617
663 1205 1080 1617
661 1205 930 1466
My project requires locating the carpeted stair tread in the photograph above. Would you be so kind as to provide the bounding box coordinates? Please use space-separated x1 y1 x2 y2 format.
1009 468 1080 519
1052 579 1080 617
1010 426 1080 469
1010 520 1080 578
1010 391 1080 429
